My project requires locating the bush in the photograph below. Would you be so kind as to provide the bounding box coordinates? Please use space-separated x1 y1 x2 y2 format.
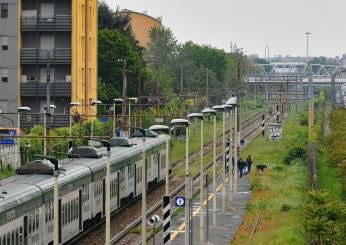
280 203 291 212
283 146 306 165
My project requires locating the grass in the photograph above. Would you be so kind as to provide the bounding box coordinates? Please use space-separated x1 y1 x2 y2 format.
232 109 309 245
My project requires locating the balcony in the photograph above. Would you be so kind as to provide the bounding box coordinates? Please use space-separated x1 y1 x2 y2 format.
20 113 70 128
21 81 71 97
21 15 71 31
21 48 71 64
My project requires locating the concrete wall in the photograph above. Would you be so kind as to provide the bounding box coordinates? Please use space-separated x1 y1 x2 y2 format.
0 0 19 127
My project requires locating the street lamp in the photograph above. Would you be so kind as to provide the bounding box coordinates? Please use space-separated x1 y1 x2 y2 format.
227 97 238 183
170 118 190 245
202 108 217 227
187 112 205 243
69 102 81 138
212 105 227 211
149 125 171 195
90 100 102 137
128 97 138 137
43 104 56 156
113 98 124 137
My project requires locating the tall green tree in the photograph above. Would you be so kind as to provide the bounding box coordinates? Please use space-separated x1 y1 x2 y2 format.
98 29 148 103
144 27 178 95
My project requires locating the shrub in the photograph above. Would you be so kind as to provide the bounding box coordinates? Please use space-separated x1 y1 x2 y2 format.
283 146 306 165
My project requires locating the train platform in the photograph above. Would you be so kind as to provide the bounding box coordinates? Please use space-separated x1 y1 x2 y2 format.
147 174 251 245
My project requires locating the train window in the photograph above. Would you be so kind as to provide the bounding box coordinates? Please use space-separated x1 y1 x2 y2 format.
0 235 2 245
2 235 4 245
6 232 9 245
11 231 14 245
76 199 79 219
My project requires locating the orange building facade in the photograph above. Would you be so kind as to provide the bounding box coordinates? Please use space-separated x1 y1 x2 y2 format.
121 10 162 48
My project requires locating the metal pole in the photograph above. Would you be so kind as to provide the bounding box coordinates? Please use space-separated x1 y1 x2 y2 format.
206 68 209 106
17 113 20 165
45 50 51 156
142 136 147 245
69 107 72 138
53 169 59 245
165 136 170 195
44 112 47 156
199 120 204 244
212 114 217 225
222 111 226 211
105 148 111 245
234 106 238 182
185 126 190 245
228 109 233 203
206 174 209 243
128 101 131 136
113 103 116 137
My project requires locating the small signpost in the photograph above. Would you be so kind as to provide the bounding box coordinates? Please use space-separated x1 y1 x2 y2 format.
268 123 283 141
175 197 186 207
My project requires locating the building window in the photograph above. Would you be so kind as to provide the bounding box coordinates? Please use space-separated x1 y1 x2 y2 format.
1 36 8 50
1 3 8 18
1 68 8 82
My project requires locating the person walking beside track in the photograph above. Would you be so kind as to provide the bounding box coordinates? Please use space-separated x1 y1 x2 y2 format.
246 155 253 174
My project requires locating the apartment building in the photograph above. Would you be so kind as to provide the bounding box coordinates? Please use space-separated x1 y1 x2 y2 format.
0 0 98 128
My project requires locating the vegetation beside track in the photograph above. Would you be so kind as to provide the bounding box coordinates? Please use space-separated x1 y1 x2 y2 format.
232 109 309 245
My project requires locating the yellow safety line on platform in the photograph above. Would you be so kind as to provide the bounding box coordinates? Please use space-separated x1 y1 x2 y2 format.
171 179 227 240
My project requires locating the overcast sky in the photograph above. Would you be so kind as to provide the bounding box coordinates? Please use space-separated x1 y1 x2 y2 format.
105 0 346 58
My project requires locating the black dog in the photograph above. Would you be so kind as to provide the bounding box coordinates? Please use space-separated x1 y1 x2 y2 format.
256 164 267 172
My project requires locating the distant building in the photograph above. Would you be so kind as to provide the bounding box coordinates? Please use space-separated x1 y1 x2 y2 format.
121 9 162 48
0 0 98 129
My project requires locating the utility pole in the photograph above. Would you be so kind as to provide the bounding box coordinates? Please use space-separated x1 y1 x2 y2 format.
306 32 313 140
44 50 51 156
180 65 184 116
141 133 147 245
206 68 209 106
121 59 127 133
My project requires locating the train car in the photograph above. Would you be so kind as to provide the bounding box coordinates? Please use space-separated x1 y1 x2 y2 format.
0 133 170 245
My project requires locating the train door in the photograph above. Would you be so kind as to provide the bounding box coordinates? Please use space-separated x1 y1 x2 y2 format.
127 164 135 198
135 161 142 196
159 150 166 181
81 183 92 230
119 167 126 206
93 178 103 220
102 179 106 217
44 201 54 244
24 215 28 245
27 208 41 245
110 171 118 212
117 172 120 207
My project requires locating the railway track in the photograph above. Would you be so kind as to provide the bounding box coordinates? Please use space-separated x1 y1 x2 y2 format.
73 111 267 245
111 112 269 244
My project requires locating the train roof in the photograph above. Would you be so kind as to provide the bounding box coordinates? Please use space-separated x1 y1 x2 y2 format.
0 135 168 214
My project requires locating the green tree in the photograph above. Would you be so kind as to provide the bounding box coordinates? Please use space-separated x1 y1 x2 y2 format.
144 27 178 95
98 29 148 103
